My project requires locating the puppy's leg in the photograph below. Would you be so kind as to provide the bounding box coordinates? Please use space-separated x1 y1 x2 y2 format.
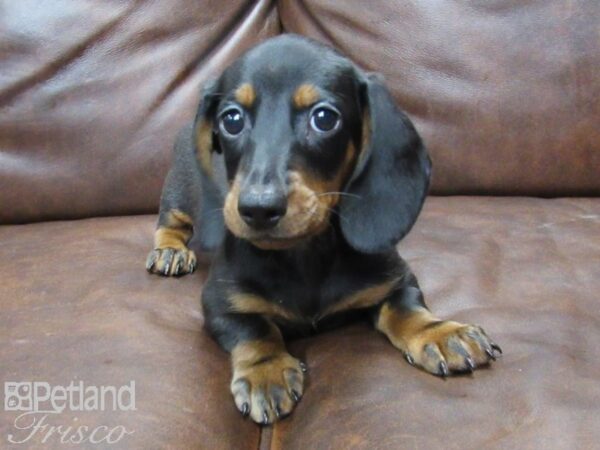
147 209 196 276
231 321 305 425
203 285 305 424
147 125 199 276
374 271 501 376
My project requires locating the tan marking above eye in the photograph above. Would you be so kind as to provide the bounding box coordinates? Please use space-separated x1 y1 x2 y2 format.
293 84 320 109
235 83 256 108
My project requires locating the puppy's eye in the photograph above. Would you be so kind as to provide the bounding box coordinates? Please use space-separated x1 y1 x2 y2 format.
220 108 245 136
310 106 341 133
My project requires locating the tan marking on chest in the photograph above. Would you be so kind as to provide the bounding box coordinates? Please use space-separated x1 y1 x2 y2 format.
229 292 301 322
319 278 399 319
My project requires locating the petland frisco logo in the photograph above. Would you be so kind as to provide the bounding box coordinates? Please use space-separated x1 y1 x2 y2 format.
4 381 135 445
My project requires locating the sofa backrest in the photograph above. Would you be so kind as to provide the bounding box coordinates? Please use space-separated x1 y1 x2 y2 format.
1 0 598 224
280 0 600 197
0 0 280 224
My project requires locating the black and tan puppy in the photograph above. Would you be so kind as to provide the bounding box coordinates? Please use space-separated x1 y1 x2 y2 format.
146 35 501 425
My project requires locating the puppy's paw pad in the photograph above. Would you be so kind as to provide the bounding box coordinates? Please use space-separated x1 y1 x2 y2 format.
231 353 305 425
404 322 501 376
146 247 197 276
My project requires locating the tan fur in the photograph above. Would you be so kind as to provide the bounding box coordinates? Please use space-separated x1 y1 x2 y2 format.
230 325 304 423
232 345 299 382
377 304 440 352
235 83 256 108
301 141 356 209
154 210 193 250
292 84 320 109
169 209 193 227
223 172 330 249
319 279 399 319
354 108 371 171
147 209 196 275
196 120 213 175
376 303 493 373
228 292 300 322
222 140 357 250
231 339 285 370
154 227 189 251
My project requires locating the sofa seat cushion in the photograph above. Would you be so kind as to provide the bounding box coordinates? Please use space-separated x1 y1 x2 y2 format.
0 216 259 449
1 197 598 449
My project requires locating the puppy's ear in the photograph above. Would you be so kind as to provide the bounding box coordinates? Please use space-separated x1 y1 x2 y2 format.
194 79 225 251
339 73 432 253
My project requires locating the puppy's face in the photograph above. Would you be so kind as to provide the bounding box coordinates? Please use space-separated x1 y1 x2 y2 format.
199 38 364 249
196 35 430 254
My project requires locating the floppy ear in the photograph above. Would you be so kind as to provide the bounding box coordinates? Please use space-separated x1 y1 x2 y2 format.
339 73 432 254
194 79 226 251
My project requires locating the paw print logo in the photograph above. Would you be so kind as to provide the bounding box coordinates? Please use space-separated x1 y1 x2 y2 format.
4 382 32 411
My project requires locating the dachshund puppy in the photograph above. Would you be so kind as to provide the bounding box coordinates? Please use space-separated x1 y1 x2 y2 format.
146 34 501 425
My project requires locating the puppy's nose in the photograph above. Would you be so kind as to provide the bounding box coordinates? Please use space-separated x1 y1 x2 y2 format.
238 190 287 230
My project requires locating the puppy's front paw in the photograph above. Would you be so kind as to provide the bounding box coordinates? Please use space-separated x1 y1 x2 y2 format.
231 352 305 425
404 321 501 376
145 247 197 276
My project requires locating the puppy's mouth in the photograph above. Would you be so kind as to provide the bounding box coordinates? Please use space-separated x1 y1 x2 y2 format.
223 172 337 250
226 204 328 250
249 233 315 250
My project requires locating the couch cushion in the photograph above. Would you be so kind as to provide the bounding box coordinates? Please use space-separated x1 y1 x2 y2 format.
0 216 259 449
280 0 600 196
0 0 279 224
274 196 600 449
1 197 599 448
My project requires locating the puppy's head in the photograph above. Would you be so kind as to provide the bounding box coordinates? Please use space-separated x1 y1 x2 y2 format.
195 35 431 253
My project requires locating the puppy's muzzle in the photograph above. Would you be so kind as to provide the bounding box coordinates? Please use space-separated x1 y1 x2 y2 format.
238 186 287 230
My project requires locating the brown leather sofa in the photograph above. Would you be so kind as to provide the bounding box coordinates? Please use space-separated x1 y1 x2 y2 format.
1 1 599 448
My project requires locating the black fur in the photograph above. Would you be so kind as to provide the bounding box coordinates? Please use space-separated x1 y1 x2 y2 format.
153 34 437 408
339 73 431 253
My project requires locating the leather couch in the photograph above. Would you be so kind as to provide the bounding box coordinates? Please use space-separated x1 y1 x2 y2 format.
1 1 598 448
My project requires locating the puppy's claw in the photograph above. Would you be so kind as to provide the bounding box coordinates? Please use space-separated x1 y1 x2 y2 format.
439 361 449 378
241 403 249 417
262 411 269 425
291 389 301 403
146 258 155 272
491 343 503 355
465 356 475 372
405 353 415 366
145 251 158 272
486 348 496 361
299 361 308 372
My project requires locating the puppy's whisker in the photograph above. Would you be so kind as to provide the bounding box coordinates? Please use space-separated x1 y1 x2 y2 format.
316 192 362 199
305 204 349 224
326 207 349 224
